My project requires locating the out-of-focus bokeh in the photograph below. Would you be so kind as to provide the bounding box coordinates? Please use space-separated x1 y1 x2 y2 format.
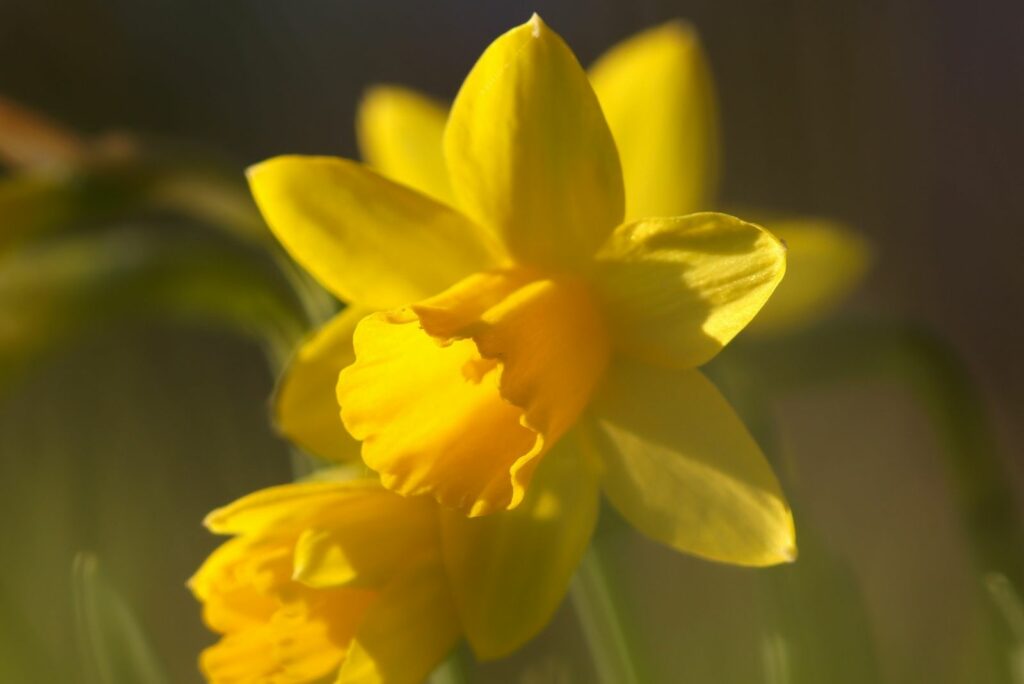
1 1 1022 682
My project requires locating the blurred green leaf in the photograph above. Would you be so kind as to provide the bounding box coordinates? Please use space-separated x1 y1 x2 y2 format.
758 527 886 684
0 585 56 681
72 552 169 684
0 226 307 386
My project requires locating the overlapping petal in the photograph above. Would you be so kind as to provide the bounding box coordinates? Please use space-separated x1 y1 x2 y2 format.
357 86 454 204
594 213 786 368
203 479 383 536
748 217 870 334
444 15 624 270
337 269 610 516
337 557 461 684
590 21 719 220
293 491 438 589
274 306 365 462
582 358 796 566
247 156 500 309
440 435 600 659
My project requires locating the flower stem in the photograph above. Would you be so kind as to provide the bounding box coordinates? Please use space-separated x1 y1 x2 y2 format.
731 318 1024 677
429 645 471 684
571 543 643 684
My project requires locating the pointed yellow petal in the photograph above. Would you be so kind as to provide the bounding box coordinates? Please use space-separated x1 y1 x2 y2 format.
274 307 365 462
337 270 609 516
248 155 499 309
357 85 454 205
748 218 870 335
204 479 382 536
590 22 719 220
336 558 460 684
444 14 624 270
594 213 786 368
441 435 600 659
582 359 796 566
293 493 438 589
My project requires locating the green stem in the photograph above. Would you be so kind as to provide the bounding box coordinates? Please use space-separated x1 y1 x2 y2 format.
732 318 1024 675
570 543 643 684
429 650 471 684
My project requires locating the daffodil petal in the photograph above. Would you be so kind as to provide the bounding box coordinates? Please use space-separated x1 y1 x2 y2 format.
748 217 869 335
444 14 624 270
247 155 499 309
594 213 786 368
293 493 438 589
582 359 796 566
589 21 719 220
336 557 460 684
274 307 365 462
441 435 600 659
203 479 382 536
357 85 454 205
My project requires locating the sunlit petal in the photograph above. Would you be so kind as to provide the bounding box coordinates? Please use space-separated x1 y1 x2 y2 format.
248 155 500 309
444 14 624 270
582 359 796 566
594 213 786 368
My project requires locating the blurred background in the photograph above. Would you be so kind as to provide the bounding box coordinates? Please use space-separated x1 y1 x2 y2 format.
0 0 1021 682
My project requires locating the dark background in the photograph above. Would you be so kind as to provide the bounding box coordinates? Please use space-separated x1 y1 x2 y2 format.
0 1 1021 682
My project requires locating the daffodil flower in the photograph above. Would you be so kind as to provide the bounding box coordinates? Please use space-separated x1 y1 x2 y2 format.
190 478 455 684
253 14 794 561
192 443 600 681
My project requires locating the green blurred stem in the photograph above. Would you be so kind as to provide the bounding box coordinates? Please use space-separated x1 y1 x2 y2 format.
734 319 1024 648
571 543 643 684
429 645 471 684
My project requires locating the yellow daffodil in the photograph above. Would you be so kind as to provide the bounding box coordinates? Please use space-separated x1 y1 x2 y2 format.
193 443 601 679
254 14 794 563
190 478 457 684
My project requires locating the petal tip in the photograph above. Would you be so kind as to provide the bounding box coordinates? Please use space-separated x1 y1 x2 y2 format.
243 161 263 182
528 12 544 37
781 543 798 563
201 509 222 533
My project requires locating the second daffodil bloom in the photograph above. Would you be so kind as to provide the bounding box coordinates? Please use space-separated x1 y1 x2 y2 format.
190 477 457 683
252 15 796 562
193 449 603 680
